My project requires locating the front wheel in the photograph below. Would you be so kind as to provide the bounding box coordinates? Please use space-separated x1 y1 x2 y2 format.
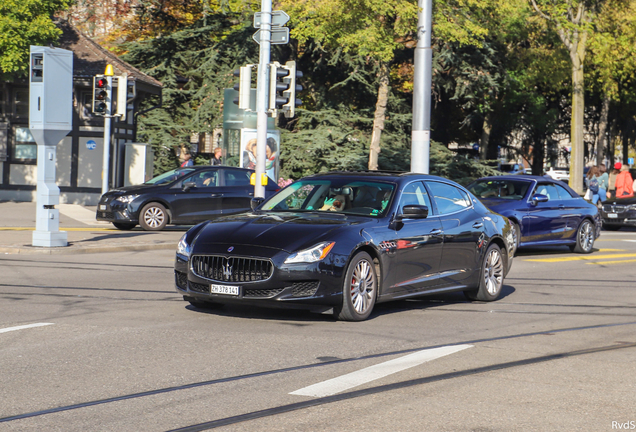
570 219 595 253
139 202 168 231
334 252 377 321
465 243 505 302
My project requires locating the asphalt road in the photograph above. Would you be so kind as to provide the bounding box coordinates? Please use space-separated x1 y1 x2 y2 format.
1 230 635 431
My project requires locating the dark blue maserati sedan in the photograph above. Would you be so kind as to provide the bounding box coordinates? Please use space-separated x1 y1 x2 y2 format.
467 175 601 254
175 171 516 321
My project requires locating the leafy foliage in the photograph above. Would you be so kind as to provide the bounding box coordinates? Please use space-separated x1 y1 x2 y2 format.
0 0 72 77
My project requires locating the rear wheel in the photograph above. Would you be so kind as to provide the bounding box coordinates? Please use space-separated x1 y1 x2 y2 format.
465 243 504 302
334 252 377 321
113 222 135 230
139 202 168 231
510 221 520 254
570 219 595 253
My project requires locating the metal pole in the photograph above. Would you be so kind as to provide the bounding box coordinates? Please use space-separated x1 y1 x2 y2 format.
102 91 111 195
254 0 272 198
411 0 433 174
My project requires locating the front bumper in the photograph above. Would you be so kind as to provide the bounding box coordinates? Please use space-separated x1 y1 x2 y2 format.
96 197 138 224
601 204 636 228
174 244 348 308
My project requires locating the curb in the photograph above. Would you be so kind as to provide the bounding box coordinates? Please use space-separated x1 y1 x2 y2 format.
0 242 177 255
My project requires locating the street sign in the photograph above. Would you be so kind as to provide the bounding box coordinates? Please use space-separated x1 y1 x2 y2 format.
252 27 290 45
254 11 290 28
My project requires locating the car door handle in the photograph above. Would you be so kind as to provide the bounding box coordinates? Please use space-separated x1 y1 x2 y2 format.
472 222 483 229
210 193 223 197
249 193 254 196
558 204 565 209
429 229 442 235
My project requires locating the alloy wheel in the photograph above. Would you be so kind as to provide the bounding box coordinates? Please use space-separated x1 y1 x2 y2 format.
349 259 376 314
144 207 165 229
579 221 594 252
483 248 504 296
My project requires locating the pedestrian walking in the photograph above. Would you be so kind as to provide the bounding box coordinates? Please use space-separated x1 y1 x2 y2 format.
615 165 634 198
585 166 603 205
608 163 621 199
211 148 223 165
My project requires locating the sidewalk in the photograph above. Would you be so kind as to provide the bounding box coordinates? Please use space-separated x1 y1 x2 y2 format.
0 201 184 255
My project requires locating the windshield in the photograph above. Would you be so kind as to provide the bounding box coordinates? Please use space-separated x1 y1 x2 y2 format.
145 168 196 185
467 179 531 200
261 179 396 217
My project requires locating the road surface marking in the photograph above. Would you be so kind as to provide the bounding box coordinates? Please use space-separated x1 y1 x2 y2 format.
587 258 636 266
290 344 473 398
525 253 636 263
0 323 54 334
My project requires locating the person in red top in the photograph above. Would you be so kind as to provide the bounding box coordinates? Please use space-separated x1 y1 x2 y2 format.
615 164 634 198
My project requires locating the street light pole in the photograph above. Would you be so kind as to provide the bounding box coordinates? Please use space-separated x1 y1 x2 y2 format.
255 0 272 198
411 0 433 174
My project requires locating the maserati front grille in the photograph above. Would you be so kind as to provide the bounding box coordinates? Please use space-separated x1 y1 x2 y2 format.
191 255 273 283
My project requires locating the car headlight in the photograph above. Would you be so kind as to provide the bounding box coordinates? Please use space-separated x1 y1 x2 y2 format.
176 233 192 258
628 204 636 211
284 242 335 264
115 194 139 204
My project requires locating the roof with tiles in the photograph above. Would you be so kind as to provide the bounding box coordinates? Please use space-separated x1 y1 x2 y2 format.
55 19 162 90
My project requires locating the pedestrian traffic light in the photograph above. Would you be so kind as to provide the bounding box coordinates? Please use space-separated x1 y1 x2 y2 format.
268 61 303 118
92 75 111 116
233 65 253 110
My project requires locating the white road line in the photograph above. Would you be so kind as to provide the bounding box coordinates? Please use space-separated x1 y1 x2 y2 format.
290 344 473 398
0 323 54 334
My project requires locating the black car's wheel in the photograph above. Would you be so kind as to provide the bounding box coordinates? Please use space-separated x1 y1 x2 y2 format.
602 224 621 231
570 219 595 253
465 243 504 302
334 252 377 321
113 222 135 230
510 221 520 254
140 202 168 231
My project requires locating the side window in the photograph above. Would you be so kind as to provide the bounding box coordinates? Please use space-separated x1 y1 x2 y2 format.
426 181 471 215
224 169 251 187
555 183 575 200
534 184 559 201
399 181 432 210
183 170 217 187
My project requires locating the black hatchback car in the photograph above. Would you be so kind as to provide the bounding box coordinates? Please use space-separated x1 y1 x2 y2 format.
96 166 279 230
174 171 516 321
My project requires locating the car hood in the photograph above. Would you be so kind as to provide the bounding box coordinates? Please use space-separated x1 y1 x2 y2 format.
192 212 371 253
104 184 156 196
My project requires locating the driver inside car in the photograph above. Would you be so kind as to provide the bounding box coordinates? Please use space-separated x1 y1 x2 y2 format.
320 194 346 211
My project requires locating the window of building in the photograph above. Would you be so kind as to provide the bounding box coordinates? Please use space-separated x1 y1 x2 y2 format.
13 88 29 118
80 92 96 121
13 127 37 160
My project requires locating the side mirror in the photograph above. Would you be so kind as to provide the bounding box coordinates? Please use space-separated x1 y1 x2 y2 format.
530 193 549 206
395 204 429 221
183 181 196 191
251 197 265 211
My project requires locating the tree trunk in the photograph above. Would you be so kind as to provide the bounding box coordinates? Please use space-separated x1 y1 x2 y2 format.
368 62 390 170
479 113 493 161
567 33 587 194
596 95 610 166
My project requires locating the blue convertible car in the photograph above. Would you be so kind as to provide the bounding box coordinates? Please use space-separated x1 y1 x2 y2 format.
467 175 601 253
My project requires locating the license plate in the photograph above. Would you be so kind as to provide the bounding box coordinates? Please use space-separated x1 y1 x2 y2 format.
210 284 239 296
99 204 107 210
608 213 618 218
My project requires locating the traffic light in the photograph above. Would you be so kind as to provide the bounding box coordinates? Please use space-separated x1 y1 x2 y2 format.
269 61 303 118
92 75 111 116
233 65 253 110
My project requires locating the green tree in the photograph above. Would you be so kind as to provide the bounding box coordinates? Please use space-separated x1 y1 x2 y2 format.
0 0 72 76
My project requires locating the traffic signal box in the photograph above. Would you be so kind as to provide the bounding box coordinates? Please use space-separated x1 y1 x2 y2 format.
269 60 303 118
93 75 110 116
232 61 302 118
